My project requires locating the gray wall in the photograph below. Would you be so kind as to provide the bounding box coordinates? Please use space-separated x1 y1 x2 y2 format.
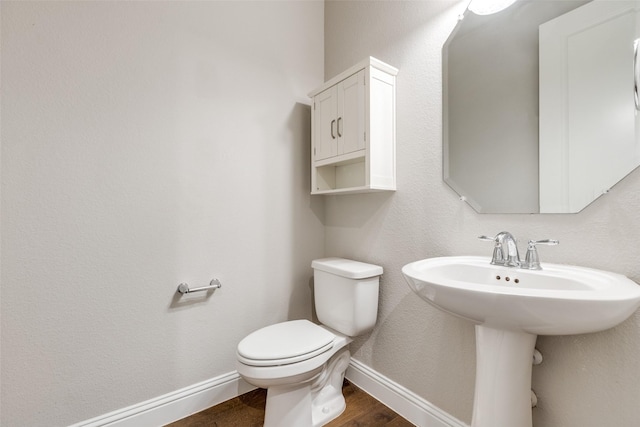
0 2 324 426
4 2 640 427
325 1 640 426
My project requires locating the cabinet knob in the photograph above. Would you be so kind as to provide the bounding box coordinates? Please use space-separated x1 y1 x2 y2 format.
331 119 336 139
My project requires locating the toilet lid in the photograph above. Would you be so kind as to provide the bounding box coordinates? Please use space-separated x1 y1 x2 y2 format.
237 320 335 367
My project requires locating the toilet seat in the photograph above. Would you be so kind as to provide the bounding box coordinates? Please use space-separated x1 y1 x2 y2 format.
237 320 335 367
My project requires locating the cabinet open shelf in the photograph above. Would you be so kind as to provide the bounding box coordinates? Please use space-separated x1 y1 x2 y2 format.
314 154 366 194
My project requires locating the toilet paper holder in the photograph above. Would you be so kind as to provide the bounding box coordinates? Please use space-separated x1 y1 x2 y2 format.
177 279 222 295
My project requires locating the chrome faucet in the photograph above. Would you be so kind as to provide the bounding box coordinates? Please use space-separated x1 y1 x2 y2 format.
478 232 558 269
481 231 521 267
522 239 559 270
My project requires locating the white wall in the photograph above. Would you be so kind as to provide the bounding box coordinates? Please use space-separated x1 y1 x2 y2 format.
0 2 324 426
325 1 640 426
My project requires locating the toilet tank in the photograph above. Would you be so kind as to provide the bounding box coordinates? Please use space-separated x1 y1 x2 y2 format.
311 258 382 336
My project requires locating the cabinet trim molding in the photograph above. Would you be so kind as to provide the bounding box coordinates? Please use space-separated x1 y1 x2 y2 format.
308 57 399 98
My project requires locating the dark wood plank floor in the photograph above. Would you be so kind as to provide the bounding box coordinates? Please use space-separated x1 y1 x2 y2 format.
166 380 415 427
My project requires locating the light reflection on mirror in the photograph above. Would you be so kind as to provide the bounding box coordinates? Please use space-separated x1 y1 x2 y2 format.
443 0 640 213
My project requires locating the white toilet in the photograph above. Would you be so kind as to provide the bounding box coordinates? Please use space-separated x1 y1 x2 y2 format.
236 257 382 427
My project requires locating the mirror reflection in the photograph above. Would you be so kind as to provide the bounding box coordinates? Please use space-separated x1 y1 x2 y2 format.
443 0 640 213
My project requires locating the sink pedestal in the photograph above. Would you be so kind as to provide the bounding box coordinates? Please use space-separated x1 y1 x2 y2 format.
472 326 537 427
403 256 640 427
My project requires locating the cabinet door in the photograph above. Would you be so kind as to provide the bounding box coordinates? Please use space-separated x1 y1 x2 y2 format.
313 86 338 161
337 70 365 155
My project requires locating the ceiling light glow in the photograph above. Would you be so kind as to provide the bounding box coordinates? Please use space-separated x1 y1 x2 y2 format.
468 0 518 15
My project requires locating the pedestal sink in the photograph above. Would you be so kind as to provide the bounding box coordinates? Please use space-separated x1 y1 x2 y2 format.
402 256 640 427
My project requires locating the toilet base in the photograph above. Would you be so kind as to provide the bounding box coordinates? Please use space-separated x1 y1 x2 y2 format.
263 347 351 427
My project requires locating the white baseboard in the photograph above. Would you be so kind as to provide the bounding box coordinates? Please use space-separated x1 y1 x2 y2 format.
345 359 470 427
71 360 468 427
69 371 255 427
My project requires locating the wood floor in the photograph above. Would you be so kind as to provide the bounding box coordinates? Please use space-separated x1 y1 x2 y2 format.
166 380 415 427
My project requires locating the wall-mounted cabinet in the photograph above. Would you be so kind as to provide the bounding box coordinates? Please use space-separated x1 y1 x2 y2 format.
309 57 397 195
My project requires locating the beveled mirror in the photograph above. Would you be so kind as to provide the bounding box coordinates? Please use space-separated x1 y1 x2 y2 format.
443 0 640 213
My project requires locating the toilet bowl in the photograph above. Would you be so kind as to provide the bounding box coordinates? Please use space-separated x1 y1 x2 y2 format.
236 258 383 427
237 320 352 427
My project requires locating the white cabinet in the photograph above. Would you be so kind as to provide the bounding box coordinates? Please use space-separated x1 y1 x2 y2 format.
314 70 365 161
309 57 397 195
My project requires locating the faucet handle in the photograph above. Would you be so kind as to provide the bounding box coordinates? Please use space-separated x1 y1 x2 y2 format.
529 239 559 246
523 239 559 270
478 235 504 265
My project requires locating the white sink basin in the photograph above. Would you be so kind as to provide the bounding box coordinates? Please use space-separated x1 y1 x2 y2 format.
402 256 640 427
402 255 640 335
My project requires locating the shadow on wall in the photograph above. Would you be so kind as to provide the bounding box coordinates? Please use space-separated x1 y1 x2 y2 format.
287 102 324 321
323 191 394 228
363 292 476 423
289 102 325 225
168 286 221 310
307 277 318 323
322 192 395 266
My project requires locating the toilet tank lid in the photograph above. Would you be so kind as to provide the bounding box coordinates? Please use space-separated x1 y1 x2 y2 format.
312 257 383 279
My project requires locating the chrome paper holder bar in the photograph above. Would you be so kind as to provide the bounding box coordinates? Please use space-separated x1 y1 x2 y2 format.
177 279 222 295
